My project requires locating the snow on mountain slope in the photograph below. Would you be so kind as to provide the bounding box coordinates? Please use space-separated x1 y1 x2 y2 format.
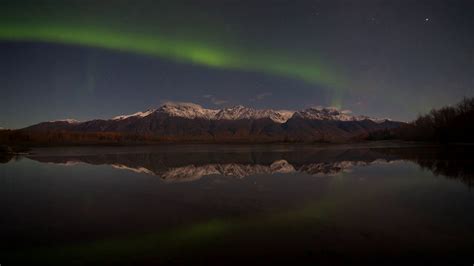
158 102 219 119
99 102 390 124
294 107 375 122
370 117 392 123
214 105 295 123
274 110 296 123
112 109 157 120
111 102 295 123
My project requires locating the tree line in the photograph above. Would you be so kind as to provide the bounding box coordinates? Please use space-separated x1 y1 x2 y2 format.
369 97 474 143
0 130 162 146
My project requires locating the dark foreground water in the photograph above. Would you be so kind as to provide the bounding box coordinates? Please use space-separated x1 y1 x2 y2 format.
1 143 474 265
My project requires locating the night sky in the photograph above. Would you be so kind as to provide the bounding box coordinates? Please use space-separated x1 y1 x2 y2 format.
1 0 473 128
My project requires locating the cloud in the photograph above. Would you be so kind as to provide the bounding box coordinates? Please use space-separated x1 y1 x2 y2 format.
249 92 272 102
203 95 228 105
310 105 337 110
309 105 353 114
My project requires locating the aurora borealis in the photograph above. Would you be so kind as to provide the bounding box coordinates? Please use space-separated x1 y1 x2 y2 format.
1 0 474 128
0 24 340 87
0 0 341 86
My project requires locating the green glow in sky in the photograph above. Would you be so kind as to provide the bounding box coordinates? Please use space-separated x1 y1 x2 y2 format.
0 24 342 88
0 1 348 107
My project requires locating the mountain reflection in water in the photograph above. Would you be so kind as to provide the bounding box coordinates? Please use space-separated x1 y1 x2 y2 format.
2 144 474 265
21 144 474 187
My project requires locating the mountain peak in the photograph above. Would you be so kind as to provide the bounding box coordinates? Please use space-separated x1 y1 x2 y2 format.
112 109 157 120
295 107 373 122
111 102 296 123
108 102 391 124
214 105 294 122
158 102 219 119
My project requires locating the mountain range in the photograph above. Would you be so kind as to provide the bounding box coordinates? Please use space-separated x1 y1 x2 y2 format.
16 102 404 144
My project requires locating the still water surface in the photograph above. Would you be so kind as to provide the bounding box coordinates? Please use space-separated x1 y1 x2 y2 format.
1 144 474 265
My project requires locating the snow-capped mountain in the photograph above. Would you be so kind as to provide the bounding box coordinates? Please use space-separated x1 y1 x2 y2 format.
111 102 294 123
108 102 388 124
38 103 389 125
158 102 219 120
21 102 404 143
213 105 294 123
294 107 371 121
112 109 157 120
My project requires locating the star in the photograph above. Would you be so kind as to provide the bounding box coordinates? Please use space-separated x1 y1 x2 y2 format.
425 18 429 22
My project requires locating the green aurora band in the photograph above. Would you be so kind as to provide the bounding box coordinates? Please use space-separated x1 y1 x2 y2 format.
0 2 347 107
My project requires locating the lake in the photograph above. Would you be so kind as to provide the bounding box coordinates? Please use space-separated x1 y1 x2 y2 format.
1 143 474 265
